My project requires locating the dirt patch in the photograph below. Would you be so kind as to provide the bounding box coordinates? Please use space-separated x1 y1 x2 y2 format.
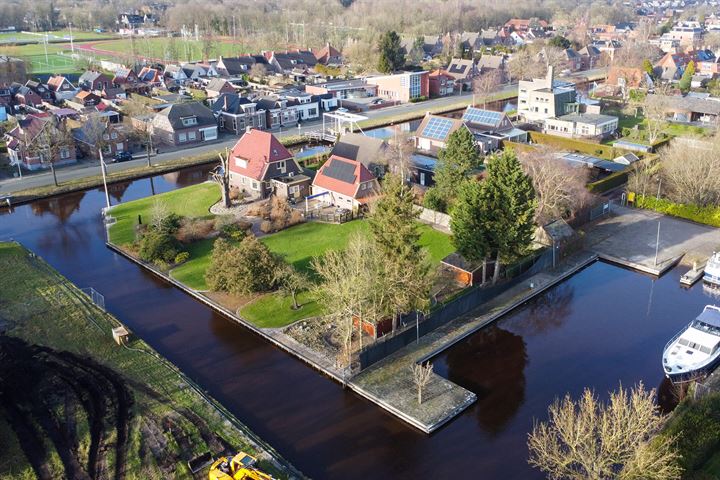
203 291 257 313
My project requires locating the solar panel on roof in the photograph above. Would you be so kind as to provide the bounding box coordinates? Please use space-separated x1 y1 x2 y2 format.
324 159 357 183
421 117 455 140
462 107 502 127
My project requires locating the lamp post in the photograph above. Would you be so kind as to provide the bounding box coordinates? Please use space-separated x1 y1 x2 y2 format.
656 177 662 200
654 221 661 267
100 150 110 210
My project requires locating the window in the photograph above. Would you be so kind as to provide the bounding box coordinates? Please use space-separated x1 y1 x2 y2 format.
181 116 198 127
111 132 118 139
252 181 259 190
290 185 299 194
60 147 71 159
102 133 110 140
178 133 187 142
420 172 426 186
278 160 286 173
235 158 247 169
188 131 197 141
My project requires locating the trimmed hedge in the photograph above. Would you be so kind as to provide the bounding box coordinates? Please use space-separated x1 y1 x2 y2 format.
635 195 720 227
587 170 629 193
528 131 622 160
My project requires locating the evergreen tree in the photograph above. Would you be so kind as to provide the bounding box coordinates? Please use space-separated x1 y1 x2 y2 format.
369 174 432 330
642 59 654 79
378 31 405 73
548 35 571 49
482 150 537 283
424 127 481 212
205 236 280 294
679 61 695 92
450 180 491 264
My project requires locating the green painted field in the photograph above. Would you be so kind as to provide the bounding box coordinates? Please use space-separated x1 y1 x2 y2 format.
0 30 115 43
108 182 220 246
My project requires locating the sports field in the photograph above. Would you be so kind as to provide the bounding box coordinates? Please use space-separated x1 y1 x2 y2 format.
0 30 114 44
87 37 252 62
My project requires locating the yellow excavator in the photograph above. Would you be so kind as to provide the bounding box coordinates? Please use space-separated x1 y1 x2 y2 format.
208 451 275 480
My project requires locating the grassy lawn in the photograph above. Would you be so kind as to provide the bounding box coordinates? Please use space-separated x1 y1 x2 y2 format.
0 242 267 479
0 30 115 43
108 182 220 245
240 291 323 328
171 238 215 290
92 38 252 63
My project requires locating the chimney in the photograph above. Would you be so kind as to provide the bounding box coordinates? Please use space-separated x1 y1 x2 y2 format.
546 65 554 87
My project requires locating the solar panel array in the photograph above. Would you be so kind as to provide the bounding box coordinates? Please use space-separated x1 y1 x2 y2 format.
421 117 455 140
324 158 357 183
463 107 502 127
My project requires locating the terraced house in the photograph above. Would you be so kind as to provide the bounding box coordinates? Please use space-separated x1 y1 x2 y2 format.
151 101 218 146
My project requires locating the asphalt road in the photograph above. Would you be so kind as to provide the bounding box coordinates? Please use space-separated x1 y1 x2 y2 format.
0 67 606 196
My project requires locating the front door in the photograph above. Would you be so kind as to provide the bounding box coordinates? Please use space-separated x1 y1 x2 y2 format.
419 171 426 186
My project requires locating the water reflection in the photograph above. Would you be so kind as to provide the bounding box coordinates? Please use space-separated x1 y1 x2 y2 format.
443 326 527 435
505 283 574 336
31 191 86 223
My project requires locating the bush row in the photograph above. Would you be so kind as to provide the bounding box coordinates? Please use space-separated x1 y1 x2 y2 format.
587 170 629 193
527 131 625 160
634 195 720 228
661 393 720 472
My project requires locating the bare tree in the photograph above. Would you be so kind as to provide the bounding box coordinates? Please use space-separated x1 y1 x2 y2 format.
643 94 668 144
274 264 309 310
520 147 592 224
213 148 231 208
123 99 155 167
659 140 720 206
26 117 74 187
528 382 682 480
472 69 501 108
411 361 433 405
507 48 545 81
80 112 111 158
150 199 170 230
249 64 268 82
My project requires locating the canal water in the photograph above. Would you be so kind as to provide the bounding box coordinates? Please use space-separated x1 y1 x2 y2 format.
0 165 716 479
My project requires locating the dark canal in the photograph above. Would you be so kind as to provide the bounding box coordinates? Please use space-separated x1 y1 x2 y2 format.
0 165 715 479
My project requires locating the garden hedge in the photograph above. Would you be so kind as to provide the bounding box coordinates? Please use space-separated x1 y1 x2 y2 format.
634 195 720 228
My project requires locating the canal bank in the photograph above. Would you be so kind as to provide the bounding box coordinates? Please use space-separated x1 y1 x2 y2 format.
6 162 708 480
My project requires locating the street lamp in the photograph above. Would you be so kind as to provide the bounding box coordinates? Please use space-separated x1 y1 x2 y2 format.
99 150 111 210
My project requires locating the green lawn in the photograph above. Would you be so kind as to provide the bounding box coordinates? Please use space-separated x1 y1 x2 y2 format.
108 182 220 245
0 30 115 43
170 238 215 290
92 38 252 63
240 291 323 328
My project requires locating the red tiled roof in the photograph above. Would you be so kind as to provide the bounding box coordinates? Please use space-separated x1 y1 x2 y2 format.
228 129 293 181
47 75 66 91
312 155 376 199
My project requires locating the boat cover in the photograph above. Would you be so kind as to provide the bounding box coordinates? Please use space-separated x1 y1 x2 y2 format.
697 306 720 328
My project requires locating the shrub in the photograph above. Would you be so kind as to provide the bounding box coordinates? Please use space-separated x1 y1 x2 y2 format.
174 251 190 264
587 170 629 193
229 187 240 201
247 201 270 218
661 393 720 472
138 229 181 264
635 195 720 227
205 236 281 294
423 187 447 213
260 220 274 233
175 217 215 243
157 212 182 235
221 222 248 241
289 209 304 226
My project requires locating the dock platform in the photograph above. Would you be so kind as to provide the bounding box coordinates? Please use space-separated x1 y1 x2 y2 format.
680 265 705 286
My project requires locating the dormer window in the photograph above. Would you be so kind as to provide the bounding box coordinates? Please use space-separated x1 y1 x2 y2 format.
181 116 198 127
235 157 247 168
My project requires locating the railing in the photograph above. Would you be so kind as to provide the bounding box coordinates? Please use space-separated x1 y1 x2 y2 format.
305 209 355 224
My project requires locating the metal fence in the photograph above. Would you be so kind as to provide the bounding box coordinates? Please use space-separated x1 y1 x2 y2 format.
81 287 106 311
305 209 355 224
357 248 558 369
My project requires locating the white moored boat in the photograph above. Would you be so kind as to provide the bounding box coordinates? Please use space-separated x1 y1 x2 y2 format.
663 305 720 383
703 252 720 287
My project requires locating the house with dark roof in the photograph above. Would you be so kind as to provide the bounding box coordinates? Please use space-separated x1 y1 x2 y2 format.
5 113 76 170
79 71 112 92
25 80 53 103
206 78 235 98
265 50 318 75
73 90 101 107
445 58 478 90
414 113 468 152
256 96 299 129
163 64 188 84
211 93 266 134
228 128 310 200
112 67 139 86
137 66 163 86
47 75 77 102
312 154 380 211
462 106 527 147
151 101 218 146
330 132 387 176
646 94 720 123
578 45 602 69
14 84 43 107
216 55 270 77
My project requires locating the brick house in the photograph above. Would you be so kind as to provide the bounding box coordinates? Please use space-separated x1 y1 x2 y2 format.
414 114 467 152
311 154 380 212
13 84 43 107
74 90 101 107
211 93 267 134
205 78 235 98
5 113 76 170
428 70 456 97
78 70 112 92
72 121 129 159
151 101 218 146
313 43 343 65
227 128 310 200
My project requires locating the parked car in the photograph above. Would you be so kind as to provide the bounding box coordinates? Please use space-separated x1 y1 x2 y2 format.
114 151 133 162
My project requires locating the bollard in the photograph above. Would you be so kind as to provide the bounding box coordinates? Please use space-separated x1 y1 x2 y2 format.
138 214 142 225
